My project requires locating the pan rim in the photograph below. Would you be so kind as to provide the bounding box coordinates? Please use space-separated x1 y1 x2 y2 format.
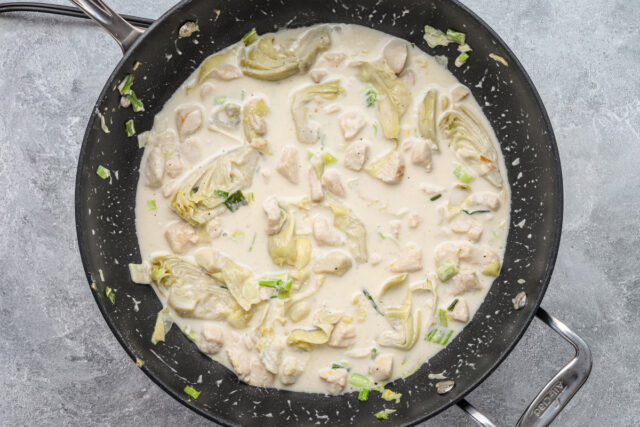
74 0 563 424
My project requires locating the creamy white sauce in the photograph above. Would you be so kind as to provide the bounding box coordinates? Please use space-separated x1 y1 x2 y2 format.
135 24 509 395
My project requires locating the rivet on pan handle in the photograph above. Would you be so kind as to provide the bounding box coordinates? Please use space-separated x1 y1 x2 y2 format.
69 0 144 53
457 307 592 427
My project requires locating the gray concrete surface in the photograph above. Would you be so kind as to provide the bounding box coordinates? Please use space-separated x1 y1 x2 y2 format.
0 0 638 425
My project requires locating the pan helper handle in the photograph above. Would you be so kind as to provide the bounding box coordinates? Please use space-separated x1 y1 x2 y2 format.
69 0 144 53
457 307 592 427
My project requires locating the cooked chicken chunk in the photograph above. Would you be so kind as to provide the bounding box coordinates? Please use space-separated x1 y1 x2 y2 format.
313 250 353 276
344 140 368 171
390 245 423 273
312 216 344 246
321 170 346 197
467 191 501 210
199 324 224 355
165 222 197 254
450 270 482 295
451 85 470 102
450 217 483 241
322 52 346 67
449 298 469 322
434 241 497 268
389 220 401 238
280 357 305 385
376 150 405 184
210 63 242 80
318 368 348 394
383 40 408 74
251 136 268 150
194 247 224 273
338 111 366 140
143 146 165 188
310 69 327 83
371 353 393 381
410 139 432 171
308 166 324 202
276 145 300 184
227 344 275 387
419 182 445 197
248 113 267 136
407 212 421 228
165 153 183 178
328 321 356 348
176 105 203 139
263 195 284 235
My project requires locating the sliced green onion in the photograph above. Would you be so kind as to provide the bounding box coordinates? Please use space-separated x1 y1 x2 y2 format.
441 329 454 345
439 308 449 327
453 166 473 183
214 96 227 105
364 84 378 107
358 388 370 401
375 409 396 420
117 74 134 95
426 327 454 345
436 260 459 282
463 208 490 215
219 284 228 289
240 89 246 101
183 327 196 341
223 190 247 212
127 90 145 112
323 152 338 165
423 25 450 48
349 373 373 388
241 28 258 46
362 288 383 315
331 361 349 370
372 121 379 136
446 29 466 45
184 385 201 399
125 119 136 137
147 199 156 211
248 232 257 252
434 55 448 68
455 52 469 67
214 189 229 198
447 298 459 311
430 194 442 201
371 348 378 360
259 275 292 299
96 165 110 180
377 232 387 240
105 286 115 304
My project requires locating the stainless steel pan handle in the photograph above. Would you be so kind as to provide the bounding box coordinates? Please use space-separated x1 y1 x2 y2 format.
457 307 592 426
68 0 143 53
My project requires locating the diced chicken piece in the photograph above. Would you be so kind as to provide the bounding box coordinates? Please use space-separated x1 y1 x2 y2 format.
370 253 382 266
383 40 408 74
399 69 416 87
377 150 405 184
248 114 267 136
204 219 222 240
199 324 224 355
323 52 347 67
310 68 328 83
313 250 353 276
389 220 401 238
258 340 283 374
165 222 197 254
318 368 348 394
162 180 177 198
325 104 341 114
227 344 275 387
308 167 324 202
407 212 421 228
143 146 165 188
390 245 423 273
312 216 344 246
467 191 501 210
338 111 366 140
451 85 470 102
280 357 305 385
450 270 482 295
410 139 432 171
450 217 483 241
194 247 224 273
250 136 268 150
276 145 300 184
261 168 272 183
263 195 284 235
328 321 356 348
176 105 203 139
434 241 473 266
199 82 215 101
344 140 368 171
321 170 346 197
449 298 469 323
179 136 201 164
165 153 183 178
371 354 394 381
210 64 242 80
345 347 374 358
420 182 445 197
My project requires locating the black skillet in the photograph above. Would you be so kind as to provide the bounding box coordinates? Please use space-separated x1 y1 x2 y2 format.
1 0 592 424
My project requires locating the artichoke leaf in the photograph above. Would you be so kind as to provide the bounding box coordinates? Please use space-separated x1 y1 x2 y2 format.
170 145 259 226
418 89 438 146
294 26 332 72
327 197 368 263
240 35 300 81
291 80 344 144
377 274 408 299
376 291 421 350
439 105 503 188
356 61 411 139
267 207 298 266
187 49 237 94
151 308 173 344
286 308 343 350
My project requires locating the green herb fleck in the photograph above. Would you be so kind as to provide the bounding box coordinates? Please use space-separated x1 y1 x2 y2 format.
223 190 248 212
375 409 396 420
125 119 136 137
241 28 259 46
219 284 228 289
127 90 145 112
358 388 370 401
463 209 490 215
184 385 201 399
117 74 134 95
371 348 378 360
214 189 229 198
453 166 473 183
446 29 466 45
362 288 383 316
105 286 115 304
364 84 378 107
147 199 156 211
455 52 469 67
259 275 293 299
96 165 110 180
214 96 227 105
430 194 442 201
447 298 459 311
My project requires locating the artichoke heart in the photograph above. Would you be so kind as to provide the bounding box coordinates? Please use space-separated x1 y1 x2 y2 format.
291 80 344 144
267 207 303 267
150 255 252 328
170 145 259 226
356 61 411 139
439 105 503 188
376 291 422 351
418 89 438 146
327 197 368 263
286 308 343 350
187 48 237 94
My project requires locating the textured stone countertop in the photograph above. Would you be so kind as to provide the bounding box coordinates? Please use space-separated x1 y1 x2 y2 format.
0 0 638 425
